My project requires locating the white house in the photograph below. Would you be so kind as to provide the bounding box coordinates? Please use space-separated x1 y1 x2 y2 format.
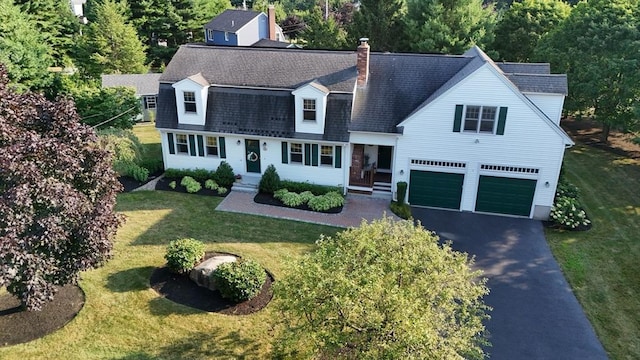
155 41 572 219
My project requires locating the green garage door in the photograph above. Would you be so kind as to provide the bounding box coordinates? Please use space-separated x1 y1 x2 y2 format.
475 176 537 217
409 171 464 209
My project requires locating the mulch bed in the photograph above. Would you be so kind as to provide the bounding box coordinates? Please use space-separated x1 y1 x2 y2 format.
253 192 343 214
150 252 273 315
118 170 164 193
154 177 229 197
0 285 84 347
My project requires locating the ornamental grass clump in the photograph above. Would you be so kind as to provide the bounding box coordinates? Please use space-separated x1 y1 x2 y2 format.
211 259 267 302
165 238 205 274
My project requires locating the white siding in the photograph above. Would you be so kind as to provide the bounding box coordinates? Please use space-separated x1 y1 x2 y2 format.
236 16 262 46
524 93 565 125
172 79 208 126
396 65 567 219
292 85 328 134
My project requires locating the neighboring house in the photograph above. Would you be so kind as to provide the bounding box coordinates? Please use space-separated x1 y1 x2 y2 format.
101 74 162 122
203 6 285 46
69 0 86 17
155 41 573 220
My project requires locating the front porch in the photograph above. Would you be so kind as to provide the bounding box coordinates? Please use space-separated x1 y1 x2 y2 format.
347 144 393 197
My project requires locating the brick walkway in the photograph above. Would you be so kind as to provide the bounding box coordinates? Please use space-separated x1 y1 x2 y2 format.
216 190 400 228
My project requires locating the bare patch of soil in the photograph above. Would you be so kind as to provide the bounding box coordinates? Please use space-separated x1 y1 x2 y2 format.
0 285 84 347
150 252 273 315
561 117 640 159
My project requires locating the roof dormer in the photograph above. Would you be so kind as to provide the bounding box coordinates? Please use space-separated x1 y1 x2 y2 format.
172 73 210 126
292 81 329 135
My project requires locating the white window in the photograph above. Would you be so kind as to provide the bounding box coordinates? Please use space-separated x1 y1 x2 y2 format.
224 32 229 41
464 105 497 134
303 99 316 121
290 143 303 163
206 136 218 157
320 145 333 166
207 29 213 40
144 95 157 110
183 91 196 113
176 134 189 154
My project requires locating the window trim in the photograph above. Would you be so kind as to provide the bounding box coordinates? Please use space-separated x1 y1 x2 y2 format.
144 95 157 110
224 31 229 41
290 142 303 164
320 145 333 166
183 91 196 113
175 133 189 155
463 105 498 134
302 98 316 121
205 136 219 157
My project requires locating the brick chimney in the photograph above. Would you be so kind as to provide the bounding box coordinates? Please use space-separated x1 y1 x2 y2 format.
268 5 276 41
357 38 370 87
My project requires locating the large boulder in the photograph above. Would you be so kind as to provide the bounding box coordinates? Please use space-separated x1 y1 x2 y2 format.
189 255 237 291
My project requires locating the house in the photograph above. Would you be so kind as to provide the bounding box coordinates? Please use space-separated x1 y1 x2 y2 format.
203 6 285 46
101 74 162 122
155 41 572 220
69 0 86 17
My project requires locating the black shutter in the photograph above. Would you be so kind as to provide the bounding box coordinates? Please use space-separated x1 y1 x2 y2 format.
197 135 205 157
167 132 175 155
219 137 226 158
281 142 288 164
304 144 311 165
497 107 508 135
311 144 319 166
188 135 196 156
453 105 463 132
335 146 342 168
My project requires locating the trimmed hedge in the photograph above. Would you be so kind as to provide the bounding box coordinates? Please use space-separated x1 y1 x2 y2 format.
279 180 341 196
165 238 205 274
211 259 267 303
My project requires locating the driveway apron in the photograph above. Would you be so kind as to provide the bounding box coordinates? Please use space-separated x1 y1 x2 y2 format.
412 207 607 360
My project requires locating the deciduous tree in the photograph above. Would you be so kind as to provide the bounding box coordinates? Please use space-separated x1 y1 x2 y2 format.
347 0 406 51
536 0 640 142
491 0 571 62
0 65 123 311
302 6 348 49
272 216 490 359
403 0 496 54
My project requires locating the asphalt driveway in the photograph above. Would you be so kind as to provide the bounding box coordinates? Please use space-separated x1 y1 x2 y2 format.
412 207 607 360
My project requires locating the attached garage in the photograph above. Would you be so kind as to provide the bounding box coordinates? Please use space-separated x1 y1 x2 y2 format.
409 170 464 210
475 175 537 217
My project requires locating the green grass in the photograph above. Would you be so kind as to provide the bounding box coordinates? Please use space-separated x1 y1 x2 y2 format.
0 191 339 359
546 145 640 360
132 123 162 168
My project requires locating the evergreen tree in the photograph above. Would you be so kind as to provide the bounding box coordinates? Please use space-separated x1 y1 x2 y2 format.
491 0 571 62
347 0 406 52
0 0 53 91
536 0 640 143
403 0 496 54
79 0 147 77
302 6 348 49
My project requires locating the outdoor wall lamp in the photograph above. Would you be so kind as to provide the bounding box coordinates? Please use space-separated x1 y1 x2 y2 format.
545 181 550 188
474 138 480 144
399 169 405 175
263 142 268 150
236 140 241 146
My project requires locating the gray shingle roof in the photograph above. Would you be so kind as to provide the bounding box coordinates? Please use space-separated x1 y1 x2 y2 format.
203 9 261 33
251 38 291 48
160 45 357 92
155 85 351 142
505 74 568 95
101 74 161 96
497 62 551 75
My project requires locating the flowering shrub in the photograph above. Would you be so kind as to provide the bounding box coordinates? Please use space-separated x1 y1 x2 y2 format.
556 180 580 199
550 196 590 229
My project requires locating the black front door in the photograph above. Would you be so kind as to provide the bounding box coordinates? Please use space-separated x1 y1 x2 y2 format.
245 139 261 173
378 146 392 170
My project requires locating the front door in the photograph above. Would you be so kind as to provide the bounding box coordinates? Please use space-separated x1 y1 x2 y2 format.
245 139 261 173
378 146 392 170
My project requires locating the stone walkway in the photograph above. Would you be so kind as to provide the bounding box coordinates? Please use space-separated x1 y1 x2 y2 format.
216 190 400 228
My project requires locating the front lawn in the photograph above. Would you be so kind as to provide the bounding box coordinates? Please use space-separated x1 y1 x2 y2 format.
0 191 339 359
546 145 640 359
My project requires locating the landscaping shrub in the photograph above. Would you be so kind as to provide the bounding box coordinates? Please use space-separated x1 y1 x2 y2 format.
307 191 345 211
215 161 235 188
259 164 281 194
139 158 164 175
556 179 580 199
205 179 219 190
299 191 315 203
390 201 412 220
279 180 341 195
180 176 202 193
169 180 176 189
280 191 305 207
550 196 591 229
396 181 408 204
165 168 215 182
217 187 228 195
211 259 267 302
165 238 205 274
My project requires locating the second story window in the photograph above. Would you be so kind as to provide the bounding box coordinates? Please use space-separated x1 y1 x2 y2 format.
183 91 196 113
303 99 316 121
464 105 497 134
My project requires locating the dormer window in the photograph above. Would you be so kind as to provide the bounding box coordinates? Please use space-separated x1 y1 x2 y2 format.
303 99 316 121
183 91 197 113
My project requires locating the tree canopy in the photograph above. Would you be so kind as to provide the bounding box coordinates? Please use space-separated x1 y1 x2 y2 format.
0 0 53 91
491 0 571 62
347 0 406 52
0 65 123 311
536 0 640 142
272 216 490 359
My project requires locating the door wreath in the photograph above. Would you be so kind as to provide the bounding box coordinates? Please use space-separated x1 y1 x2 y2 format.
247 151 259 162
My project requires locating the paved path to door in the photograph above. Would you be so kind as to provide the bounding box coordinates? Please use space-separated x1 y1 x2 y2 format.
216 190 399 228
412 207 608 360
